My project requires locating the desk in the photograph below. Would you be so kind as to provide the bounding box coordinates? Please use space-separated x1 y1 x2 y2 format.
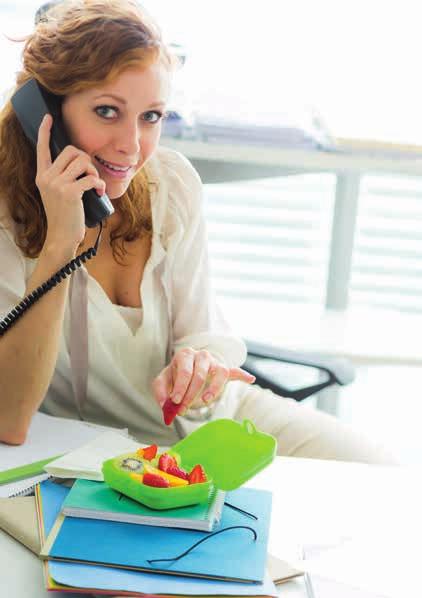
1 457 421 598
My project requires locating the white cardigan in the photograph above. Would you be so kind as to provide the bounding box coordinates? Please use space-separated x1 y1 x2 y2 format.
0 147 247 444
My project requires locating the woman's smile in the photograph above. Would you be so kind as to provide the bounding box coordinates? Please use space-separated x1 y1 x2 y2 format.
95 155 134 179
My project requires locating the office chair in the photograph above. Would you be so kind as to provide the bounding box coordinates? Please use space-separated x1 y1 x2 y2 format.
243 339 355 402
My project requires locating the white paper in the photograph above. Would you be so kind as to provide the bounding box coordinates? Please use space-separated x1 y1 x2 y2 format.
0 412 106 471
44 431 142 481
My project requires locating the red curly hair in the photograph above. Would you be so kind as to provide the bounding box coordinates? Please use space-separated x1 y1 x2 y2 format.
0 0 176 261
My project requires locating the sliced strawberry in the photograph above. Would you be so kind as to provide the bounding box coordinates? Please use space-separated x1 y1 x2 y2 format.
162 397 181 425
167 451 181 466
166 464 189 480
144 463 188 487
188 464 207 484
142 472 170 488
158 452 178 472
137 444 158 460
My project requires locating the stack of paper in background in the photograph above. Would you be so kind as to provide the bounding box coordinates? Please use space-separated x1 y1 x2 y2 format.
36 478 279 596
190 94 335 150
194 105 334 149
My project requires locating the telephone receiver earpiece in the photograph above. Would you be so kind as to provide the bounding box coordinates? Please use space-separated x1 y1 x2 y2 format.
11 78 114 228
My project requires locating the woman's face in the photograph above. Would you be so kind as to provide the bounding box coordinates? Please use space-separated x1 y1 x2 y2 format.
61 62 170 200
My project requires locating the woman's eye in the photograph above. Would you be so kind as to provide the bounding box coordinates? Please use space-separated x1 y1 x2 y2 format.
95 105 118 119
143 110 163 124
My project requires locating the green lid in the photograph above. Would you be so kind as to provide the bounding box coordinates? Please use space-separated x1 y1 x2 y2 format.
171 418 277 491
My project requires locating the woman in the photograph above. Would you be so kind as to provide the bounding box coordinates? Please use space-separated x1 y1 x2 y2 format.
0 0 395 462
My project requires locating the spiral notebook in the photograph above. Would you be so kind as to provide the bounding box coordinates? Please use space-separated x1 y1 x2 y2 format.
62 479 226 531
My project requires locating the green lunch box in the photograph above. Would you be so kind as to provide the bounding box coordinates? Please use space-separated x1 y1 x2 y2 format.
102 418 277 510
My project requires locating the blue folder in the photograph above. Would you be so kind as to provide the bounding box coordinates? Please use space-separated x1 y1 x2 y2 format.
43 481 272 583
41 480 277 594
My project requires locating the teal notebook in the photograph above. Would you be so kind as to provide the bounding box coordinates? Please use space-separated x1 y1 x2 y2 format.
62 479 226 531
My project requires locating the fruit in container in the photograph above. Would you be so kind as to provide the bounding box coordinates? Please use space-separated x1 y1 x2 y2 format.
158 452 178 472
188 464 207 484
143 472 170 488
166 464 189 480
136 444 158 460
143 463 188 487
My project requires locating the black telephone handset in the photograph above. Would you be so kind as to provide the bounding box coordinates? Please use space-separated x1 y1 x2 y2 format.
11 78 114 227
1 79 114 337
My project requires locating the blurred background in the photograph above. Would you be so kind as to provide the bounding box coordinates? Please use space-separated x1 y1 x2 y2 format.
2 0 422 463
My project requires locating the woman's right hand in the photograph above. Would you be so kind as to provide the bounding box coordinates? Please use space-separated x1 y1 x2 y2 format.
35 114 106 255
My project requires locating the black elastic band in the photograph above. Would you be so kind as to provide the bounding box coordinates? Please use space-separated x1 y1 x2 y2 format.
224 501 258 520
147 525 257 565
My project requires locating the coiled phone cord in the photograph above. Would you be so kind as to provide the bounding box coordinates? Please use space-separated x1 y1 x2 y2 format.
0 222 103 337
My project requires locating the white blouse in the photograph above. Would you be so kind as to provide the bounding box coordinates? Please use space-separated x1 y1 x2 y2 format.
0 146 247 445
115 305 143 335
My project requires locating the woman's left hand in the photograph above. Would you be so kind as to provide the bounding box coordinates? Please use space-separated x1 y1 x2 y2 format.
152 347 256 416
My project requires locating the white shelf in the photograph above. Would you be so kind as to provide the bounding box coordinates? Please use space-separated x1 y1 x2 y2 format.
161 138 422 177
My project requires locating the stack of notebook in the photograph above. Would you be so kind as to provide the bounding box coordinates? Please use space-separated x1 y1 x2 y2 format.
35 479 280 595
0 415 304 595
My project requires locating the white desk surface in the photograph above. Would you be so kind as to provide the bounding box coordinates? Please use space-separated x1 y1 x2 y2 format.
1 457 421 598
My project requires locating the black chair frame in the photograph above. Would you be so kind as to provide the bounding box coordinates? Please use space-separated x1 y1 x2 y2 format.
243 339 355 402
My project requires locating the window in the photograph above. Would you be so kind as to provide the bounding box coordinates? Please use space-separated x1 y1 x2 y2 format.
204 175 335 306
351 174 422 314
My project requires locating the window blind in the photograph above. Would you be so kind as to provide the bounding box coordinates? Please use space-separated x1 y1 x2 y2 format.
350 174 422 314
203 174 336 307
